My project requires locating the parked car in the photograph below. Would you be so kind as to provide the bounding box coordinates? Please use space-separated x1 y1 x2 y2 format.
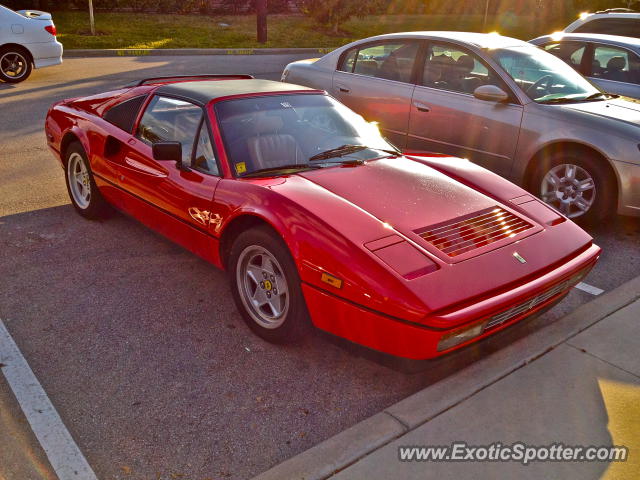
564 9 640 38
282 32 640 222
45 75 600 360
529 33 640 99
0 4 62 83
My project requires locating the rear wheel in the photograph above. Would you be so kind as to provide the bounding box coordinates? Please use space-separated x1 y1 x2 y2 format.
532 152 615 224
64 142 109 219
0 47 32 83
229 226 310 343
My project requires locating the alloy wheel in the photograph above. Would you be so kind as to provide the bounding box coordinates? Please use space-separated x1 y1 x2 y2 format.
0 52 28 80
236 245 290 329
68 153 91 209
540 163 595 219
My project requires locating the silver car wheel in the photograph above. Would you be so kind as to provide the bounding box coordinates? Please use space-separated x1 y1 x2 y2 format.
67 152 91 209
0 52 28 79
541 163 595 219
236 245 290 329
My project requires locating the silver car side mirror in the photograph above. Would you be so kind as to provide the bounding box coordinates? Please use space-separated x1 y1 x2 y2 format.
473 85 509 103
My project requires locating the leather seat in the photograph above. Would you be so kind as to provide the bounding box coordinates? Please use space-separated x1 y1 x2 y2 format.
246 113 304 170
604 56 627 82
456 55 482 93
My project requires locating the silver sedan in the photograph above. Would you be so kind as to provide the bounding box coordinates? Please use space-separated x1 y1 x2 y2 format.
282 31 640 222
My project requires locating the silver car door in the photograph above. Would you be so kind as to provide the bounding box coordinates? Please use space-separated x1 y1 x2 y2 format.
331 40 420 149
406 42 523 177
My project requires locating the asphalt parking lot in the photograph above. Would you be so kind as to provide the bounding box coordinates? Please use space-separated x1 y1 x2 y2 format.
1 56 639 480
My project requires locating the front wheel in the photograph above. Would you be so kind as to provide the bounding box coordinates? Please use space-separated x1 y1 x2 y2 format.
64 142 109 219
0 47 32 83
229 226 310 343
532 152 615 223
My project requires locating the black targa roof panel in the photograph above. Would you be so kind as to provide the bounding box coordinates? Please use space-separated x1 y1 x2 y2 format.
156 79 317 105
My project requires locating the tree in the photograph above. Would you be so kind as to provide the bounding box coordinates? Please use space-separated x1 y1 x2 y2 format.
256 0 267 43
88 0 95 35
298 0 387 34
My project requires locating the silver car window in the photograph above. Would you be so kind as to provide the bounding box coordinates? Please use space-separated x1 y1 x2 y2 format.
542 42 586 71
350 42 419 83
488 46 600 102
592 45 640 85
422 44 506 95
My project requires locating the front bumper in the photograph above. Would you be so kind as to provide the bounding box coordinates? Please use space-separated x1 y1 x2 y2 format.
614 160 640 217
303 243 600 360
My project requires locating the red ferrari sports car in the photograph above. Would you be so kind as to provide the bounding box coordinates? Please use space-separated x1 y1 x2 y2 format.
45 75 600 360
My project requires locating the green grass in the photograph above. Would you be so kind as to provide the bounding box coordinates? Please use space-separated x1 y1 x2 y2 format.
53 11 566 50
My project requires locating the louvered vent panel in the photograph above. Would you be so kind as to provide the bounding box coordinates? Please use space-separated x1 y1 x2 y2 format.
420 207 533 257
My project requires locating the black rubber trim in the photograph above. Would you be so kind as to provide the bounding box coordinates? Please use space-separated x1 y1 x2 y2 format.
92 171 219 239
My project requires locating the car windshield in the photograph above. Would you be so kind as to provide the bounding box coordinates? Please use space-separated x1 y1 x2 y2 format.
487 46 602 103
215 94 397 177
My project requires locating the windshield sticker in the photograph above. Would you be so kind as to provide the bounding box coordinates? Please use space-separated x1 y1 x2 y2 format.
235 162 247 175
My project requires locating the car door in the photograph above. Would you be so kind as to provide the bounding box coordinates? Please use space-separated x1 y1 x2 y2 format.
118 95 222 261
406 42 524 177
331 39 420 149
586 44 640 99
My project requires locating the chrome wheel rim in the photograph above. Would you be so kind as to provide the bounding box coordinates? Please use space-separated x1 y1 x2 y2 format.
541 163 595 219
68 153 91 209
0 52 28 79
236 245 289 329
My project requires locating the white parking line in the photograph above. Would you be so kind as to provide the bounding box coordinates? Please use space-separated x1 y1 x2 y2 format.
0 320 98 480
574 282 605 296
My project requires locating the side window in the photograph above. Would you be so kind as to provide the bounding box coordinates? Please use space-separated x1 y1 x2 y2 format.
421 44 506 95
592 45 640 84
352 42 419 83
193 122 219 175
574 18 612 34
617 19 640 38
136 96 203 163
338 48 357 73
103 95 147 133
542 42 586 71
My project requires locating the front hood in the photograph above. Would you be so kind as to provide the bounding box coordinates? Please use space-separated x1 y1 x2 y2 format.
300 157 494 229
562 98 640 127
299 157 541 262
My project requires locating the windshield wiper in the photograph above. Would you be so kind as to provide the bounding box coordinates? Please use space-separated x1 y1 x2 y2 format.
538 96 582 104
583 92 619 101
241 163 322 178
309 144 368 162
539 92 619 104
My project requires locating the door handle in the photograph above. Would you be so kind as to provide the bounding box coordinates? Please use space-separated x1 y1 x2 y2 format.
123 156 167 178
413 102 430 112
336 84 350 93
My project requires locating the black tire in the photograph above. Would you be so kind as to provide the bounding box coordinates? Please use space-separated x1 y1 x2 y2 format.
0 46 32 83
64 142 109 219
531 151 616 224
229 226 310 343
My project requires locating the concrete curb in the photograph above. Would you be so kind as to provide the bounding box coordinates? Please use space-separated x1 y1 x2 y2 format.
63 47 333 58
252 274 640 480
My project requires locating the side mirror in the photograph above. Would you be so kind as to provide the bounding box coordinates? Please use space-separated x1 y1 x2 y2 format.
152 141 189 170
473 85 509 103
